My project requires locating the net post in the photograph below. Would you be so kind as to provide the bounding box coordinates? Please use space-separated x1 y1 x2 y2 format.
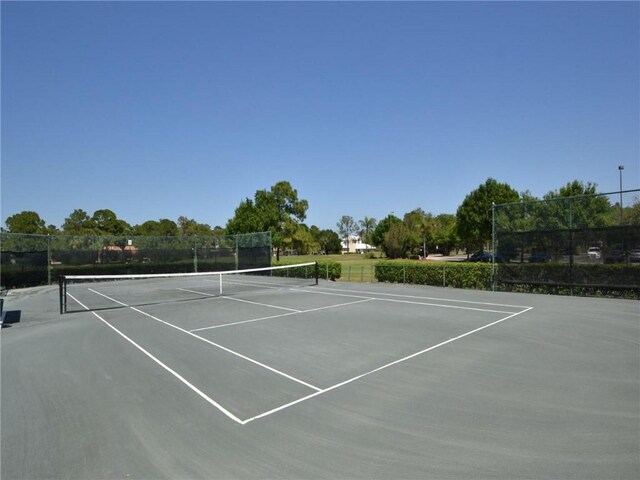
314 262 319 285
58 275 65 314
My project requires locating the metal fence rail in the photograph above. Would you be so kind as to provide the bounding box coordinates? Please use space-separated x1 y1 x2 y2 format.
1 232 272 289
492 189 640 296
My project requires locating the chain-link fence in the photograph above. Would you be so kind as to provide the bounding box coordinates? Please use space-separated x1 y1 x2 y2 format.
493 190 640 297
1 231 271 289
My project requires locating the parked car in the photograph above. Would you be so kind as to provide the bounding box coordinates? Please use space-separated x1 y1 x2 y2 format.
469 251 492 262
604 250 626 264
628 249 640 263
468 251 504 263
587 247 601 259
529 251 551 263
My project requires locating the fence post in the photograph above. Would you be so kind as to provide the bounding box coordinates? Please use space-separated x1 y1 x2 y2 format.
443 263 446 288
47 234 52 285
193 238 198 273
235 237 239 270
491 202 496 292
568 199 574 296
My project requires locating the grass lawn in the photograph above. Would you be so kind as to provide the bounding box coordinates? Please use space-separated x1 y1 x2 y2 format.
276 253 386 282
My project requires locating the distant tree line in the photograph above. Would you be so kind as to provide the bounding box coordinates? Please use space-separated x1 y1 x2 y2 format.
359 179 639 259
4 208 224 238
5 178 638 260
3 181 343 258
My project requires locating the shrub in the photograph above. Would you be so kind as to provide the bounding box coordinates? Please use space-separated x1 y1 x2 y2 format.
318 261 341 281
375 261 492 290
373 260 639 299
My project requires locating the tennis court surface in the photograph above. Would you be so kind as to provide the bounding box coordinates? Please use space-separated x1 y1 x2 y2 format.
2 267 638 479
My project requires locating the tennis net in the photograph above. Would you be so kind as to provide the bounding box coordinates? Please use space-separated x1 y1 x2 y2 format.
59 262 318 314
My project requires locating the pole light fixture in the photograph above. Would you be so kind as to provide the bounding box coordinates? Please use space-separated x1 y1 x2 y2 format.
618 165 624 224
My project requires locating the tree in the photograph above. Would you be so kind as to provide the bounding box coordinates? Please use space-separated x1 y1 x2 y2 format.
290 224 317 255
370 214 401 252
62 209 93 235
310 227 342 254
5 211 47 234
134 219 179 236
225 181 308 260
178 216 213 236
625 197 640 226
456 178 519 253
403 208 431 257
336 215 357 253
431 214 458 255
225 199 264 235
358 217 377 246
91 209 131 236
384 221 412 259
541 180 612 229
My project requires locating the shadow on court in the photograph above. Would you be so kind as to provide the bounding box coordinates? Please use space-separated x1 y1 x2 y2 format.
1 309 21 328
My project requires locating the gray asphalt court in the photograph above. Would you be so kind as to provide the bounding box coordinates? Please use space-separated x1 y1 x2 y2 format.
1 276 638 479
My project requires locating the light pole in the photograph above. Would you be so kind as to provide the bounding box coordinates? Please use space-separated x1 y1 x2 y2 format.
618 165 624 224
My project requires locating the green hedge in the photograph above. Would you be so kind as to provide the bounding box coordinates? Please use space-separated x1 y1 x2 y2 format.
375 261 492 290
373 260 639 299
318 260 341 281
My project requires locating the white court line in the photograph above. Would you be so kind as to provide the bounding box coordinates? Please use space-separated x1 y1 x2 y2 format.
295 289 379 300
69 287 533 426
81 288 322 392
178 287 220 297
312 285 532 310
222 279 287 288
296 288 515 314
192 311 300 332
66 292 245 424
190 297 375 332
204 277 298 290
130 307 322 392
222 295 302 312
179 287 302 313
89 288 129 305
241 306 534 424
375 297 514 314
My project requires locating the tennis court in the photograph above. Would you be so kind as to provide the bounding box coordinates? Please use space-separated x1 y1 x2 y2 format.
1 265 638 479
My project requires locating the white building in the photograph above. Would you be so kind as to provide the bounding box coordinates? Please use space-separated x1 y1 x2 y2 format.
341 235 376 254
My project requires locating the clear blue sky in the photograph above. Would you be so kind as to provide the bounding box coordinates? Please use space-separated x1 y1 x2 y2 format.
2 1 639 231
